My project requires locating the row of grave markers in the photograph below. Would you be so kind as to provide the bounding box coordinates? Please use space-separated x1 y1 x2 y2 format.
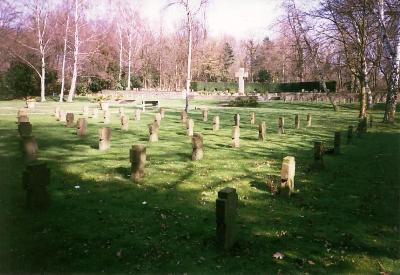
15 105 372 250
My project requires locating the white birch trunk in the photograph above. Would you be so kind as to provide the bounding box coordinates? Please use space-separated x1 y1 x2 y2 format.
126 32 132 90
117 23 123 83
67 0 79 103
60 13 69 102
185 11 192 112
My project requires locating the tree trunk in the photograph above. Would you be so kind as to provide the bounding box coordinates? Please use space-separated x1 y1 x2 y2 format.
127 33 132 91
60 13 69 102
185 11 192 113
118 23 123 82
67 0 79 103
359 76 367 118
40 56 46 102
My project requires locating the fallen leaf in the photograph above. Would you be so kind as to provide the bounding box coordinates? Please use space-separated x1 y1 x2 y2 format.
273 252 284 259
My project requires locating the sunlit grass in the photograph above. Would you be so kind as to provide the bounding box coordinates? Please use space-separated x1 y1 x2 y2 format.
0 98 399 273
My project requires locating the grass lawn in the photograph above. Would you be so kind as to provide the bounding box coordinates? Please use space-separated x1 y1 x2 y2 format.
0 98 399 274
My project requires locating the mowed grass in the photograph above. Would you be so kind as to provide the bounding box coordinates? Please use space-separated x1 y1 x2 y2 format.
0 98 399 274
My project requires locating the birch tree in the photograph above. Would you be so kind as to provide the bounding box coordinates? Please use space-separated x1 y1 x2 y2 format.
376 0 400 122
67 0 81 102
59 1 70 102
14 0 52 102
166 0 208 112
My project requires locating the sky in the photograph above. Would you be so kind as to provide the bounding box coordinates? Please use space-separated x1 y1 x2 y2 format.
140 0 283 41
88 0 319 41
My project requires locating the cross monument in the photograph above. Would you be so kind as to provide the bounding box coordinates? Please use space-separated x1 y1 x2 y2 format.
235 68 248 95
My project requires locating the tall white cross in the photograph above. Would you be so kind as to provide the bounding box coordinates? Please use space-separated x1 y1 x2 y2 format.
235 68 249 95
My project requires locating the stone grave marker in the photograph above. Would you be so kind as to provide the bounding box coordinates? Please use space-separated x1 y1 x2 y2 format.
202 109 208 122
314 141 324 168
76 118 88 136
250 112 256 125
307 113 312 127
259 122 266 141
278 117 285 134
99 127 111 150
159 108 166 118
100 102 109 111
186 119 194 136
216 187 238 250
334 131 341 154
22 162 50 209
232 126 240 148
121 115 129 131
347 126 353 144
18 115 29 124
18 108 28 118
181 110 188 123
234 114 240 127
66 113 75 127
18 122 32 137
130 145 146 182
280 156 295 196
148 122 159 142
155 113 162 127
135 109 141 121
83 106 89 117
192 133 204 161
234 67 248 95
21 136 38 163
104 110 110 124
59 111 67 122
92 108 99 119
213 116 220 132
118 107 125 117
54 107 60 119
295 114 300 129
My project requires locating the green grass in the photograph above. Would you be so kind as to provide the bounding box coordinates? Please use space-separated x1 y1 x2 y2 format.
0 98 399 274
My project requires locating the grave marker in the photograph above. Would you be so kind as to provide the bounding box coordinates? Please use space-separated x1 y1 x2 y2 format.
213 116 220 132
334 131 341 154
18 122 32 137
250 112 255 125
76 118 88 136
232 126 240 148
121 115 129 131
21 136 38 163
216 187 238 250
99 127 111 150
149 122 159 142
295 114 300 129
135 109 141 121
130 145 146 182
307 113 312 127
22 162 50 209
234 114 240 127
347 126 353 144
280 156 295 196
66 113 75 127
259 122 266 141
186 119 194 136
202 109 208 122
192 133 204 161
234 67 248 95
278 117 285 134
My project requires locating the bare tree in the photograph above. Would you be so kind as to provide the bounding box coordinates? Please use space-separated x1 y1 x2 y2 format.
59 0 70 102
284 0 339 111
165 0 208 112
67 0 81 102
13 0 52 102
376 0 400 122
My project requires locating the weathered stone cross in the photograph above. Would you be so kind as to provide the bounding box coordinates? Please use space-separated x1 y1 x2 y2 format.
235 68 248 95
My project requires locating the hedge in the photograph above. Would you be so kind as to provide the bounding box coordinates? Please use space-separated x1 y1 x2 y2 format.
191 81 336 93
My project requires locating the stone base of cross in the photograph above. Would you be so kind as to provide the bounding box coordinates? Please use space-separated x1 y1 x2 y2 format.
235 68 249 95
